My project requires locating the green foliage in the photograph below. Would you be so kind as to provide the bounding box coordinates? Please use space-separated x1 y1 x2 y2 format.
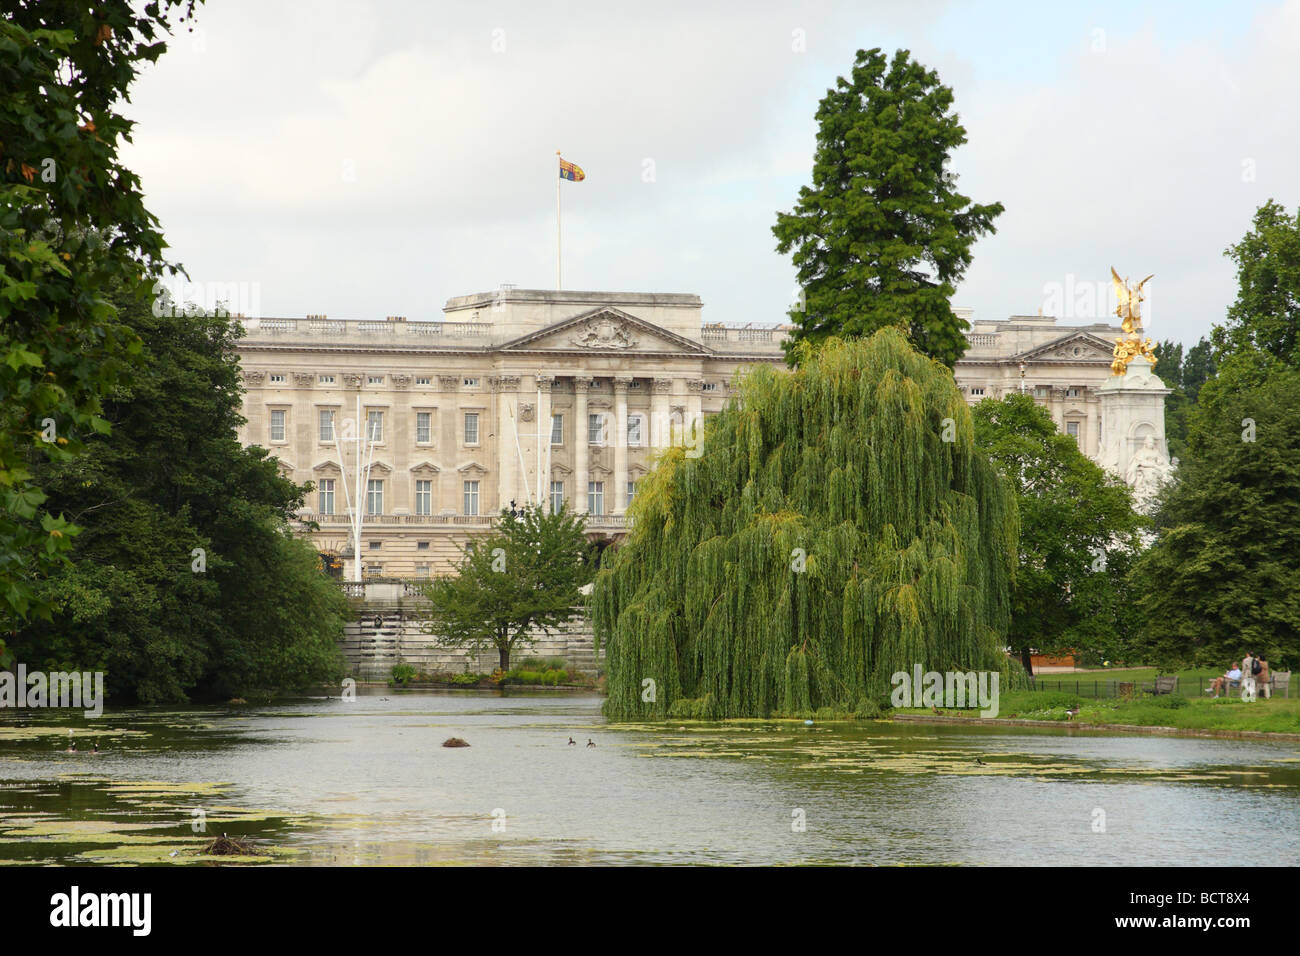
517 656 567 672
9 291 347 702
1132 359 1300 668
502 668 569 686
594 328 1020 721
391 663 417 686
971 394 1143 669
420 502 594 671
772 48 1003 368
1154 337 1217 461
1214 199 1300 369
0 2 199 637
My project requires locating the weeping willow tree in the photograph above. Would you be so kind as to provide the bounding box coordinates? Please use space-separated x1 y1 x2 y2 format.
592 328 1020 720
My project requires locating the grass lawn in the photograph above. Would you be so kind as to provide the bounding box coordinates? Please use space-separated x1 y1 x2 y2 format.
904 688 1300 734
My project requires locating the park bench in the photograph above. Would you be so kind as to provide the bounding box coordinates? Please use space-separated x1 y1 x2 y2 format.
1270 671 1290 698
1153 675 1177 695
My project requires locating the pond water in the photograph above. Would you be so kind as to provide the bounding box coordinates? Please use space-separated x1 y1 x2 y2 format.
2 689 1298 865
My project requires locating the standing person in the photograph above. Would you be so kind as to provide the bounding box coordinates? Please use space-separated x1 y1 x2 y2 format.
1258 655 1271 699
1241 650 1258 700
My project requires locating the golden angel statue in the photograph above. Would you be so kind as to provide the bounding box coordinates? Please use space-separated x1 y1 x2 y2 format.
1109 268 1158 375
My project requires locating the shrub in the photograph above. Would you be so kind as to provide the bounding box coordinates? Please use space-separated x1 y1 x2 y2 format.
1144 693 1189 709
390 663 418 686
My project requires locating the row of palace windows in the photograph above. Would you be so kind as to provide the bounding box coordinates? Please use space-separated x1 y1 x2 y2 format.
269 409 652 447
271 374 479 388
966 386 1087 399
264 375 722 393
315 478 638 517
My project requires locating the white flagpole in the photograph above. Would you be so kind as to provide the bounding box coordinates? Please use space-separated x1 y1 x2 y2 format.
536 384 543 508
556 150 562 290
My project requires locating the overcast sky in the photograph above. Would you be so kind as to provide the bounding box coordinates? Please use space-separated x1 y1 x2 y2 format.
122 0 1299 346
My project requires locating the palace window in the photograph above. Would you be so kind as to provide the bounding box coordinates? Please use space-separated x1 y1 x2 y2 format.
1067 387 1082 398
416 411 432 444
551 413 563 445
550 480 565 514
269 409 286 442
417 541 430 551
463 480 480 516
587 481 604 515
969 387 985 397
318 478 335 515
318 374 335 385
366 479 383 515
463 377 480 388
369 541 382 550
367 375 384 385
319 409 335 442
1066 421 1080 443
588 413 607 445
701 382 718 392
464 412 479 445
627 480 637 505
366 410 383 442
416 376 432 386
627 414 644 446
415 563 430 578
269 374 285 384
415 479 433 516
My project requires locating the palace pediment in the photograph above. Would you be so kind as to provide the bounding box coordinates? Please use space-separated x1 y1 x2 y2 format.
1014 331 1116 364
499 307 712 356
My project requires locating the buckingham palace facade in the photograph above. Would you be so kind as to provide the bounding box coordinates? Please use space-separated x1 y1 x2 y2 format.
235 290 1126 579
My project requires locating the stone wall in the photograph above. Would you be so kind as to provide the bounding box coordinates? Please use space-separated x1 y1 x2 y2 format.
339 581 603 682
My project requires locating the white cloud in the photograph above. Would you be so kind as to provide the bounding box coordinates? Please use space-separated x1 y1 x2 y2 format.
122 0 1299 338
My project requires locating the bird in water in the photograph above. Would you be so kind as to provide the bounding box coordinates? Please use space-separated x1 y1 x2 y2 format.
586 739 595 748
66 741 76 753
92 742 100 753
975 757 986 766
1065 706 1080 720
567 737 576 746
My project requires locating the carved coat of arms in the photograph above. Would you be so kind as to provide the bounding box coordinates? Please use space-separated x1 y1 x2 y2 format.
572 319 636 350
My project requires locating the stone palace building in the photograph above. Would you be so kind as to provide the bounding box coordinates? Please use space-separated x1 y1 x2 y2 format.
235 290 1149 579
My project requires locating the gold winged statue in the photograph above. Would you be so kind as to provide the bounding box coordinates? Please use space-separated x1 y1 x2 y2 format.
1109 267 1157 375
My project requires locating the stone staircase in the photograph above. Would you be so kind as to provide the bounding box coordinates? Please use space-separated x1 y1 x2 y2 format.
340 581 603 682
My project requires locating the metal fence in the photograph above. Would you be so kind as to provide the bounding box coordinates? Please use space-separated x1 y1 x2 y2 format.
1026 675 1291 699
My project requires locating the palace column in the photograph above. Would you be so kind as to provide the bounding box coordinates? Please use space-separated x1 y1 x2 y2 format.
535 374 554 511
650 376 673 449
613 376 631 513
573 376 590 513
493 375 521 511
686 378 704 451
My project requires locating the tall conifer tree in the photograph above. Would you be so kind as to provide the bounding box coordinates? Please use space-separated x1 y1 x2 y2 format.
773 48 1003 368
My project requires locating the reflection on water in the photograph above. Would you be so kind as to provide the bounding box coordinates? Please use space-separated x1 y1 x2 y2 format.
2 689 1299 866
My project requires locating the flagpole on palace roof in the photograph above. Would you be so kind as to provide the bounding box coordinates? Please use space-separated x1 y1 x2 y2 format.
556 151 562 290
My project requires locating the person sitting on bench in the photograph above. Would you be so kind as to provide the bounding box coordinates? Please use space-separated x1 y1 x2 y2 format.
1209 662 1242 698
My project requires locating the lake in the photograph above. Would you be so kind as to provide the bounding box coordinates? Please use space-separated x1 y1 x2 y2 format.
2 689 1298 865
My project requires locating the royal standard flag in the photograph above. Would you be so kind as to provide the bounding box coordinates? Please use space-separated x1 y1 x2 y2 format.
559 156 585 182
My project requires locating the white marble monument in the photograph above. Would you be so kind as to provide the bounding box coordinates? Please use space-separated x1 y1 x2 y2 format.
1096 269 1175 512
